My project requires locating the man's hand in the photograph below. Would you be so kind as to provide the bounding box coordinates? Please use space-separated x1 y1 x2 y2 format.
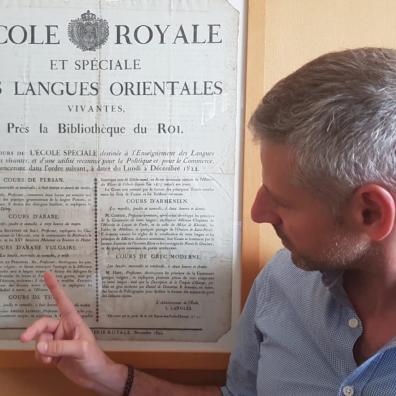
20 272 127 395
20 272 223 396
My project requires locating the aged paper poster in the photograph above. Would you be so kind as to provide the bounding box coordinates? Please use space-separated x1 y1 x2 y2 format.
0 0 244 344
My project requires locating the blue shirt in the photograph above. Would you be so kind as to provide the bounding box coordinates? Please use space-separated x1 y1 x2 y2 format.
221 249 396 395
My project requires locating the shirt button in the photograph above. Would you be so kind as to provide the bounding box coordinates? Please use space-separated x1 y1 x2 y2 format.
348 318 359 329
342 385 355 396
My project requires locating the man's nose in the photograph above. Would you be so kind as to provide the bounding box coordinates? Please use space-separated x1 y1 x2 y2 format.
251 185 282 225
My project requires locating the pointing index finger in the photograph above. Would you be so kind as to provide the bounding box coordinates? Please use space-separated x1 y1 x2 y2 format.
44 272 77 316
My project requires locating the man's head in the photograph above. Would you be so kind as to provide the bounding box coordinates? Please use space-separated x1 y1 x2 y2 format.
250 48 396 271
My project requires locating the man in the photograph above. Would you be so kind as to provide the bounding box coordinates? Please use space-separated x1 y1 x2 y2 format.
21 47 396 395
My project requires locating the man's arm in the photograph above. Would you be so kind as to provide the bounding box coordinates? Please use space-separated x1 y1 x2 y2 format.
132 370 222 396
21 272 223 396
34 338 222 396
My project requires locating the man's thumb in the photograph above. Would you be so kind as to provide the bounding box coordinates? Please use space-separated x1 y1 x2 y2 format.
37 340 83 358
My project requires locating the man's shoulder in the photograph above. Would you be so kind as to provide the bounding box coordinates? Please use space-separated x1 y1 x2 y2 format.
255 248 305 282
254 249 322 296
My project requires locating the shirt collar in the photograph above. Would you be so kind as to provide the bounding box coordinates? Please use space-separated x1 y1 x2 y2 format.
321 270 343 288
321 270 353 306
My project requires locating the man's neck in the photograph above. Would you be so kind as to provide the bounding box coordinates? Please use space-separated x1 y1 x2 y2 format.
343 247 396 364
343 248 396 315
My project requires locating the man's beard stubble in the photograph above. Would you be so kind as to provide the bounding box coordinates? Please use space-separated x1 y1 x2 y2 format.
274 225 372 272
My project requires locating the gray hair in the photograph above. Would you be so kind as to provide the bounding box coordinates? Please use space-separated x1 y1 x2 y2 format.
249 47 396 210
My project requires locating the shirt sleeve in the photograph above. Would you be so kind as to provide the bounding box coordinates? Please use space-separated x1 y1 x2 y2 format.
221 271 266 396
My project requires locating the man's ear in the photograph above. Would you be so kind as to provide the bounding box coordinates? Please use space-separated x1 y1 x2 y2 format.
350 184 396 241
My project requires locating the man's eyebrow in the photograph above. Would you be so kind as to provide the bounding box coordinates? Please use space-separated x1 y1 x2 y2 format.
263 185 288 206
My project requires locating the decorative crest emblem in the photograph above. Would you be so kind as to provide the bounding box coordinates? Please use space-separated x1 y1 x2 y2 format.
68 10 109 51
